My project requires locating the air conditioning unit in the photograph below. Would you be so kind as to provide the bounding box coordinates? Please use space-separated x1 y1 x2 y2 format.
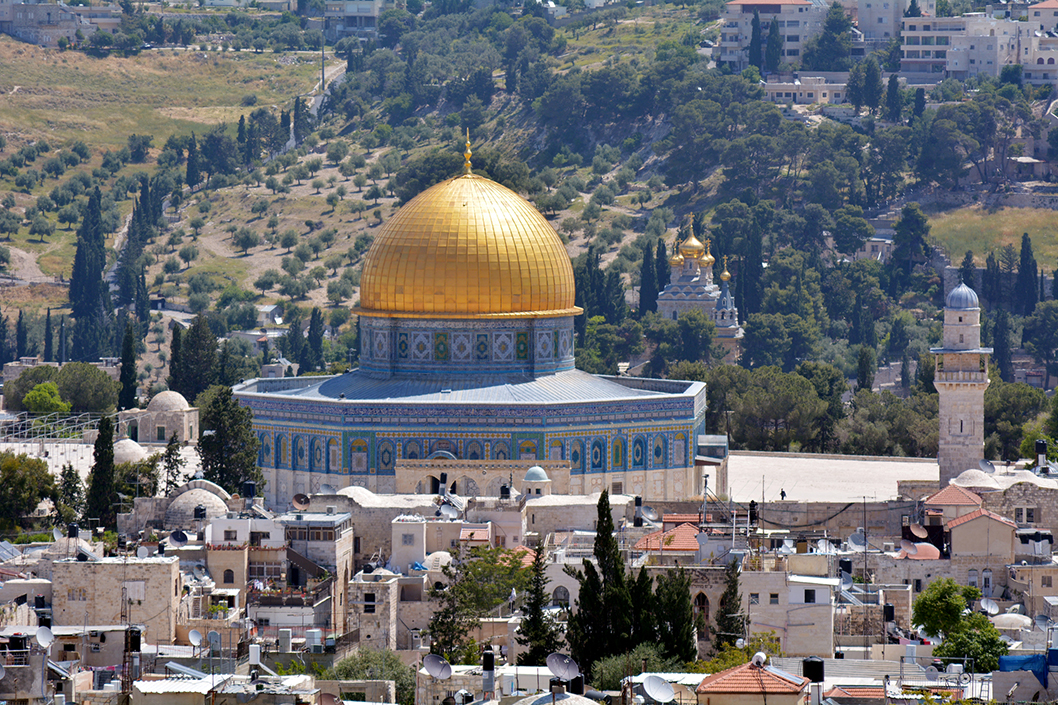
311 644 324 654
326 506 336 515
90 644 101 653
883 542 895 552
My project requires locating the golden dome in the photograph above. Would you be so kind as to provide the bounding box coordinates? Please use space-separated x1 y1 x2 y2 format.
702 239 715 267
679 234 705 260
357 173 580 319
669 250 684 267
720 256 731 282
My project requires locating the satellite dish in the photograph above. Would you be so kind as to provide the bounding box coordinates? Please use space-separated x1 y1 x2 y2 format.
207 630 221 650
848 532 867 551
910 523 928 539
1000 634 1014 644
292 494 310 511
643 676 675 704
980 459 996 474
982 598 1000 616
423 654 453 680
320 484 336 495
320 695 340 705
899 539 918 555
35 626 53 649
735 638 746 649
0 662 5 680
439 504 460 521
52 527 63 541
237 693 260 703
546 653 580 681
169 530 188 548
925 666 939 682
641 506 659 522
1036 614 1054 631
136 546 149 559
188 630 203 647
193 565 208 580
750 652 767 667
839 571 854 592
816 539 832 554
1008 604 1024 614
917 626 930 640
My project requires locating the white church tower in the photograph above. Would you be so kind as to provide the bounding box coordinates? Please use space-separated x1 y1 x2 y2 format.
932 283 991 486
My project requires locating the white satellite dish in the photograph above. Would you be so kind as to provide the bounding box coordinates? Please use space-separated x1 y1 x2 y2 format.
136 546 149 559
917 626 930 640
925 666 939 682
237 693 260 703
848 532 867 551
207 630 221 646
546 653 580 681
750 652 767 667
320 484 336 495
1036 614 1054 631
52 527 63 542
1008 604 1024 614
641 506 659 522
188 630 203 647
320 695 340 705
643 676 675 704
899 539 918 555
193 565 208 580
982 598 1000 616
816 539 832 554
35 626 53 649
439 504 460 521
735 638 746 649
423 654 453 680
169 530 188 548
839 571 854 592
292 494 310 511
910 523 928 539
999 634 1014 644
980 459 996 474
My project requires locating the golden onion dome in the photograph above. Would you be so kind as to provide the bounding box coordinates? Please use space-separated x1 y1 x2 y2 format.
679 234 705 260
720 256 731 282
669 250 684 267
357 173 580 319
702 239 716 267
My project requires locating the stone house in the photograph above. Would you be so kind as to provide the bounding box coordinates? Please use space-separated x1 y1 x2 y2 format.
117 390 199 446
696 660 809 705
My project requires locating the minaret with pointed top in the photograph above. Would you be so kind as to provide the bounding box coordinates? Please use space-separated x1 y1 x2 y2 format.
932 283 991 486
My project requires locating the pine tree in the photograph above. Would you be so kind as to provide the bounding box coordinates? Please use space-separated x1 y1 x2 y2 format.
960 250 975 287
712 559 746 650
748 10 763 70
639 243 658 313
905 0 922 16
119 321 137 410
197 385 262 493
186 133 201 188
181 315 218 403
863 57 884 114
994 307 1014 383
162 432 185 496
43 308 53 362
84 416 116 528
885 73 903 122
15 310 26 359
764 16 783 72
516 546 565 665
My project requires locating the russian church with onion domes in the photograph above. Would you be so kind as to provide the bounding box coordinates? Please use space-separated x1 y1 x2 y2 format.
232 143 708 509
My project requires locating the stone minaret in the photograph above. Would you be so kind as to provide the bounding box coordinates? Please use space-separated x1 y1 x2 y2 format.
932 283 991 487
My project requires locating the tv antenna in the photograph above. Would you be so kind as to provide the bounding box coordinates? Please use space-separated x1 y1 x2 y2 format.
643 675 675 704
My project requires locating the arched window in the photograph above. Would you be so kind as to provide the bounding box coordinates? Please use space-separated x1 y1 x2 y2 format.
553 586 570 608
1039 57 1045 64
223 569 235 585
694 593 710 623
1049 57 1055 64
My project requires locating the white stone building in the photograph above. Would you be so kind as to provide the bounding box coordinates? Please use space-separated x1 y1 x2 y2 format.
717 0 831 69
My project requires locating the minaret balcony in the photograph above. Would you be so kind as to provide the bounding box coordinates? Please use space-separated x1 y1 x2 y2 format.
934 370 988 384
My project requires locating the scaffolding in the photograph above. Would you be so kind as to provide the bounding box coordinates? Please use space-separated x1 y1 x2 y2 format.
0 411 111 444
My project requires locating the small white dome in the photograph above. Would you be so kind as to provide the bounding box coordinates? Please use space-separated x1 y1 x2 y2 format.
524 466 550 483
147 390 191 412
164 488 228 530
113 438 149 465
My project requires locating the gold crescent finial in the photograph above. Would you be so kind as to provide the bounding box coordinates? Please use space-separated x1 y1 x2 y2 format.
463 129 472 175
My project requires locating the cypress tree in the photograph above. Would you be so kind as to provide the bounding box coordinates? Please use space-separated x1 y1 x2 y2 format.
885 73 902 122
119 321 137 410
1016 233 1038 316
58 316 65 364
749 10 763 70
167 326 184 395
182 315 218 402
186 133 201 188
711 559 747 649
162 433 185 496
15 310 26 359
516 545 566 665
43 308 53 362
913 87 926 118
857 345 876 391
994 307 1014 383
629 567 658 647
900 351 911 389
655 239 670 289
70 188 109 362
282 307 305 367
0 315 9 367
639 243 658 313
307 307 325 371
765 16 783 72
84 416 116 529
237 114 247 144
655 566 698 662
959 250 975 287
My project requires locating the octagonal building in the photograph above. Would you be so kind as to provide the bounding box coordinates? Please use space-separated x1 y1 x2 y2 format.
233 151 707 509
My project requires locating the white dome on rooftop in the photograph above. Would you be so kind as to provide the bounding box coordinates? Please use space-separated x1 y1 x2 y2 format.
114 438 149 465
147 390 191 412
524 466 550 483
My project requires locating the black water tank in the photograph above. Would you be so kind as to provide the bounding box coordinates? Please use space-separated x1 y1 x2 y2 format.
482 650 494 671
839 558 852 574
884 603 895 622
127 627 141 652
38 615 51 629
500 485 510 499
635 496 642 507
802 657 824 683
67 524 78 539
834 651 845 659
194 505 207 520
1037 439 1048 456
243 481 257 499
34 594 45 609
570 675 584 695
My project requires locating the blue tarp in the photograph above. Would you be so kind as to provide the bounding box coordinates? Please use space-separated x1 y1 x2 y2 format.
999 654 1048 688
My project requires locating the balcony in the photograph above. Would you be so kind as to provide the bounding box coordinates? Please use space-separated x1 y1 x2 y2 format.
935 370 988 384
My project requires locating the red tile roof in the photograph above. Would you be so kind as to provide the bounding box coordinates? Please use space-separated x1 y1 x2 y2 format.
460 527 490 542
925 484 982 507
697 662 809 694
1031 0 1058 8
947 507 1016 529
634 523 700 552
510 545 537 567
824 686 886 699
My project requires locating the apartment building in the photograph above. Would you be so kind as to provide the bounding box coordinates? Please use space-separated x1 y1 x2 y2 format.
717 0 831 70
324 0 384 41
